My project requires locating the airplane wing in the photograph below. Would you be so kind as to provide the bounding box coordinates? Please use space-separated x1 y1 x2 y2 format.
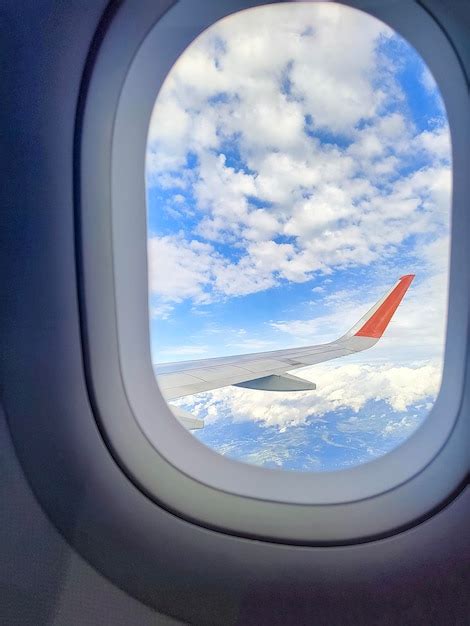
155 275 414 429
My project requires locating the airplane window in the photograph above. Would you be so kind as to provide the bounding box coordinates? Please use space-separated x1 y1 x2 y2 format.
146 3 451 472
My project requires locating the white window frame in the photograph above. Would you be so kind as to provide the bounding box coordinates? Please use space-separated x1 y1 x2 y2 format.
79 0 470 544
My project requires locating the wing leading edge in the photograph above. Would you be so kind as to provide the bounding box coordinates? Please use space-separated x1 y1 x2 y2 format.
155 275 414 428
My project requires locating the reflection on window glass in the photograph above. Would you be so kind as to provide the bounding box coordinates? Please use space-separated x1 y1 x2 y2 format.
146 3 451 471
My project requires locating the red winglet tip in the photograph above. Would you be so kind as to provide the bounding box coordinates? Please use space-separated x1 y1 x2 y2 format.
355 274 414 339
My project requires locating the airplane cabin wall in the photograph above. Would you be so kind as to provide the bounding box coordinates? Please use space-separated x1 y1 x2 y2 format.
0 1 468 624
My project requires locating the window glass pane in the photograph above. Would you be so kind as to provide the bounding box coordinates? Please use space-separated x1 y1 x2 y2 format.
146 3 451 471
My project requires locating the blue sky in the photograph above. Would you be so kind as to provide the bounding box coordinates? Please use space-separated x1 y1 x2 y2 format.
146 3 451 471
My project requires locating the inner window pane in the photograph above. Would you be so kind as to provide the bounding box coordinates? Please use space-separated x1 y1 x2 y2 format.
146 2 451 471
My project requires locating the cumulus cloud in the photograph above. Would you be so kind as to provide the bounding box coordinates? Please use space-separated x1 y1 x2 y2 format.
148 234 218 303
149 232 296 304
147 2 450 304
415 125 452 162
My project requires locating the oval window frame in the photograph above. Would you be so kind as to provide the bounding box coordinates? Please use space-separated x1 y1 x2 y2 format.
79 0 470 544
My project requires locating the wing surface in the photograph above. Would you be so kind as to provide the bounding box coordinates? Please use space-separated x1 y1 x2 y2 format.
155 275 414 403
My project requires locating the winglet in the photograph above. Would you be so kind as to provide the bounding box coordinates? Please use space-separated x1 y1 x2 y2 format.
354 274 415 339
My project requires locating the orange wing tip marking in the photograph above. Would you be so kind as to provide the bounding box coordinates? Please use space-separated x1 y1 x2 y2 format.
355 274 415 339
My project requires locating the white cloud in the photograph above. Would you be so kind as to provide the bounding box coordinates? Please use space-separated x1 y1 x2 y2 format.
288 5 391 133
254 151 321 205
149 233 292 303
150 302 174 320
147 3 393 172
415 126 451 162
148 234 219 303
212 253 277 297
243 209 280 241
146 4 451 305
